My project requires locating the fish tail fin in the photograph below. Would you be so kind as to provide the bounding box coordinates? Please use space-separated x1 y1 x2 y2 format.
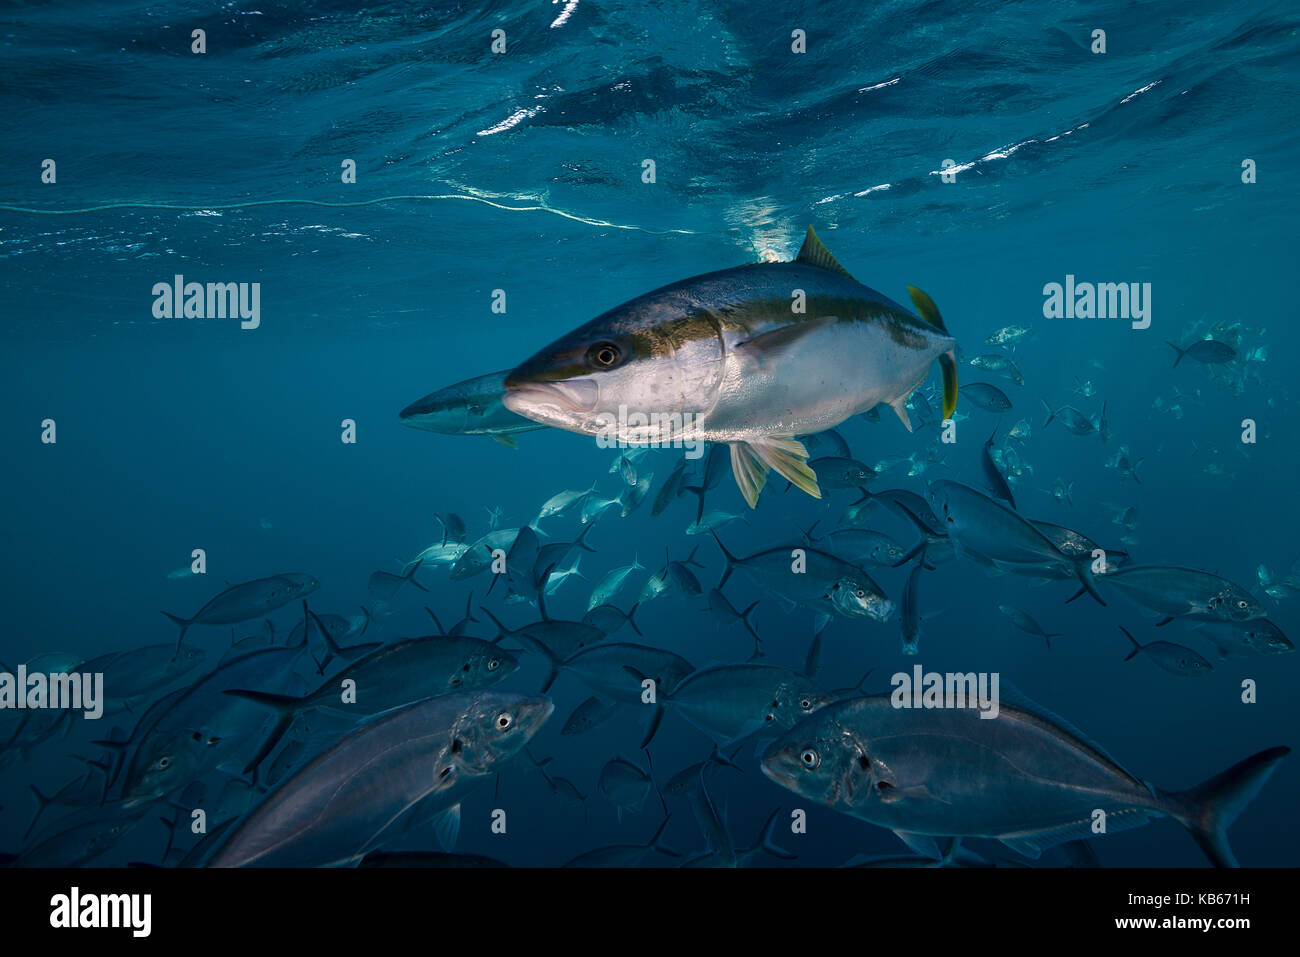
478 606 509 641
1166 341 1186 367
906 286 957 420
161 612 191 651
640 704 665 750
681 484 707 523
309 609 344 670
425 606 446 633
1167 746 1290 867
403 558 428 592
1040 399 1056 429
1119 626 1142 661
711 532 738 590
1074 558 1107 606
25 784 49 840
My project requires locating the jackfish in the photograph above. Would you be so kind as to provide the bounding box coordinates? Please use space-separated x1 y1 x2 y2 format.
502 227 958 508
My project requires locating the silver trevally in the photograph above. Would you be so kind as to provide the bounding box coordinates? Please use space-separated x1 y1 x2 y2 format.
1089 565 1265 623
399 368 546 448
207 691 553 867
162 573 320 649
713 534 893 624
664 663 836 746
1193 620 1293 658
762 693 1290 868
1120 627 1213 676
926 480 1105 603
502 227 958 508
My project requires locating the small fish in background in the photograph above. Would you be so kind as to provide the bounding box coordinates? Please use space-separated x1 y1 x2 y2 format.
167 565 198 580
1044 477 1074 507
580 491 621 525
1193 620 1294 658
582 603 642 639
1105 446 1143 484
436 512 467 543
985 325 1029 346
618 474 653 517
258 518 273 531
161 572 320 649
968 354 1025 386
599 755 655 823
1008 418 1032 441
485 505 505 530
1104 503 1139 529
685 509 747 536
1120 627 1213 675
960 382 1013 412
588 556 644 611
1040 401 1098 437
561 695 622 737
1081 566 1265 624
1167 338 1237 367
999 605 1063 649
1073 378 1096 398
536 486 594 523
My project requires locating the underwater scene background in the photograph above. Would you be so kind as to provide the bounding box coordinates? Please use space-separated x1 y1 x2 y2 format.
1 0 1298 868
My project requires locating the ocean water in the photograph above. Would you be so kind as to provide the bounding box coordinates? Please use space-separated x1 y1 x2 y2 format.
1 0 1298 868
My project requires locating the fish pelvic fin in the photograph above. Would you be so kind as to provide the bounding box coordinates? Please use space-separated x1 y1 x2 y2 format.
728 443 769 509
745 437 820 504
889 395 913 432
491 433 519 449
1167 746 1291 867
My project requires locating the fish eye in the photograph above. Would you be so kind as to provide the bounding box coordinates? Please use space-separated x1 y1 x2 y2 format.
856 589 865 598
496 712 513 730
487 659 500 671
588 342 621 368
157 757 170 770
800 698 812 710
1237 600 1248 609
439 766 454 780
800 749 820 769
764 713 775 722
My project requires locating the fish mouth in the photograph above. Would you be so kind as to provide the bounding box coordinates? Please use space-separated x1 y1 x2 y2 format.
502 379 599 415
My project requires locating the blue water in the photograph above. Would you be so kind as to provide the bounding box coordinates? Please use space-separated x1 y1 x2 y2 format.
2 0 1298 867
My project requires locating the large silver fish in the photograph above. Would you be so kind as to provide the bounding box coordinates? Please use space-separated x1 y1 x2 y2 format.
762 693 1289 868
207 691 552 867
502 227 958 507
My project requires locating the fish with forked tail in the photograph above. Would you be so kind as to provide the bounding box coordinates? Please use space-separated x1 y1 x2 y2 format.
502 227 958 509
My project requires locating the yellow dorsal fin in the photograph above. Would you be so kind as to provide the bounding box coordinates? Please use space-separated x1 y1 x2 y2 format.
795 226 854 279
906 285 949 333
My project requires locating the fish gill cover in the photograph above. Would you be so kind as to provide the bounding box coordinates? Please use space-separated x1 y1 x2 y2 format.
0 0 1297 887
